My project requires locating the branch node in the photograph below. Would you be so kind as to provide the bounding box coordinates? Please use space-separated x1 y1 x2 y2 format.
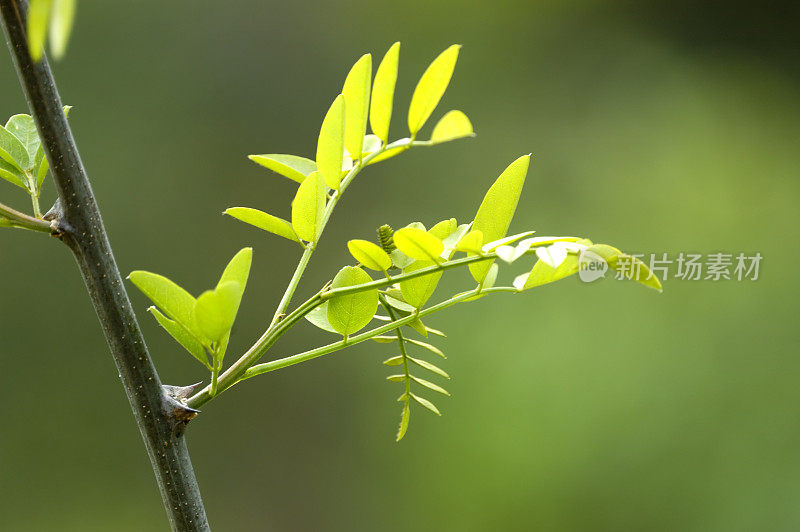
162 383 202 433
42 197 69 238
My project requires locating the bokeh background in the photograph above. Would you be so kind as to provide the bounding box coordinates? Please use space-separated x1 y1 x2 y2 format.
2 1 799 530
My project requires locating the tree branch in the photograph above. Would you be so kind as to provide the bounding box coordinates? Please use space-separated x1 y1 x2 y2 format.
1 2 210 530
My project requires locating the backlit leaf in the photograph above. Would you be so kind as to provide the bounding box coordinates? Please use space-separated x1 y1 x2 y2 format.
149 307 209 368
406 338 445 358
5 115 39 160
536 244 569 269
370 42 400 143
393 227 444 261
0 160 27 189
411 393 441 416
49 0 76 60
0 126 30 171
27 0 52 62
327 266 379 336
128 271 197 331
291 171 326 243
397 401 410 441
408 45 461 136
305 302 338 333
519 254 579 290
469 155 530 282
225 207 300 243
430 110 474 144
411 376 450 396
400 260 442 308
455 230 483 254
248 154 317 184
316 94 345 190
342 53 372 160
409 357 449 379
347 239 392 271
193 281 241 343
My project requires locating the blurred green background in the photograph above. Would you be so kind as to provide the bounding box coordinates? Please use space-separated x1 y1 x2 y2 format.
2 1 799 530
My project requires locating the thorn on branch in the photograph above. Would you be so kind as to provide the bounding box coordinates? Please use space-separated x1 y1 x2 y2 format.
162 383 202 433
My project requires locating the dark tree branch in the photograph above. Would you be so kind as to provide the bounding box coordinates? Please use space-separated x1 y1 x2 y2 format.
1 1 210 530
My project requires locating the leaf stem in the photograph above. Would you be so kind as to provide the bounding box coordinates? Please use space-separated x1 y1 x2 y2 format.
0 199 51 232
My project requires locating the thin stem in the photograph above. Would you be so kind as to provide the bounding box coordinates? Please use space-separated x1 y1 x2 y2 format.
380 295 411 400
1 3 209 530
240 286 518 380
0 199 51 232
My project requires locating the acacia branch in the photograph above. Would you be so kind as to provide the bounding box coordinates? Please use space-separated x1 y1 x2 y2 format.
1 2 210 530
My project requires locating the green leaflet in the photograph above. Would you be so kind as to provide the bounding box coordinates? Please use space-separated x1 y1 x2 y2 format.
408 45 461 136
5 115 40 161
218 247 253 297
49 0 76 60
411 376 450 396
27 0 52 62
316 94 345 190
455 230 483 254
405 338 446 359
291 171 326 243
342 54 372 160
0 125 30 172
409 357 449 379
410 393 441 416
469 155 530 282
367 138 409 165
520 254 580 290
0 159 27 189
430 110 474 144
193 281 241 344
327 266 379 336
397 401 410 441
128 271 198 331
305 302 338 333
248 154 317 184
225 207 300 243
370 42 400 143
427 218 457 240
347 239 392 271
149 307 209 368
393 227 444 261
400 260 442 308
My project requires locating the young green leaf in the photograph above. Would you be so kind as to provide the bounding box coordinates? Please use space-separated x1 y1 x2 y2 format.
393 227 444 261
410 393 441 416
218 247 253 297
347 239 392 271
469 155 530 282
291 171 326 243
5 115 39 159
383 294 416 313
225 207 300 243
316 94 345 190
342 54 372 160
411 376 450 396
148 307 210 368
305 302 339 333
193 281 241 344
367 139 409 165
518 254 579 290
383 355 404 366
386 375 406 382
128 271 198 330
400 260 442 308
0 126 30 172
409 357 449 379
26 0 52 62
614 254 664 292
454 229 483 254
248 154 317 184
430 110 474 144
370 42 400 143
397 401 410 441
327 266 379 336
405 338 446 359
0 160 27 189
408 45 461 136
49 0 76 60
428 218 457 241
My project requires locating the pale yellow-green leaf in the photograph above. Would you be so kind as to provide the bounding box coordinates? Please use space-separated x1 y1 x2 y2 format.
316 94 345 190
455 230 483 254
411 376 450 396
347 239 392 271
193 281 241 343
342 53 372 160
428 218 457 240
327 266 379 336
393 227 444 261
49 0 76 60
225 207 300 243
430 110 474 144
410 393 442 416
291 171 325 243
400 260 442 308
521 254 579 290
613 253 664 292
396 401 410 441
370 42 400 143
128 271 197 332
149 307 209 368
27 0 52 62
408 45 461 136
248 154 317 184
469 154 530 282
